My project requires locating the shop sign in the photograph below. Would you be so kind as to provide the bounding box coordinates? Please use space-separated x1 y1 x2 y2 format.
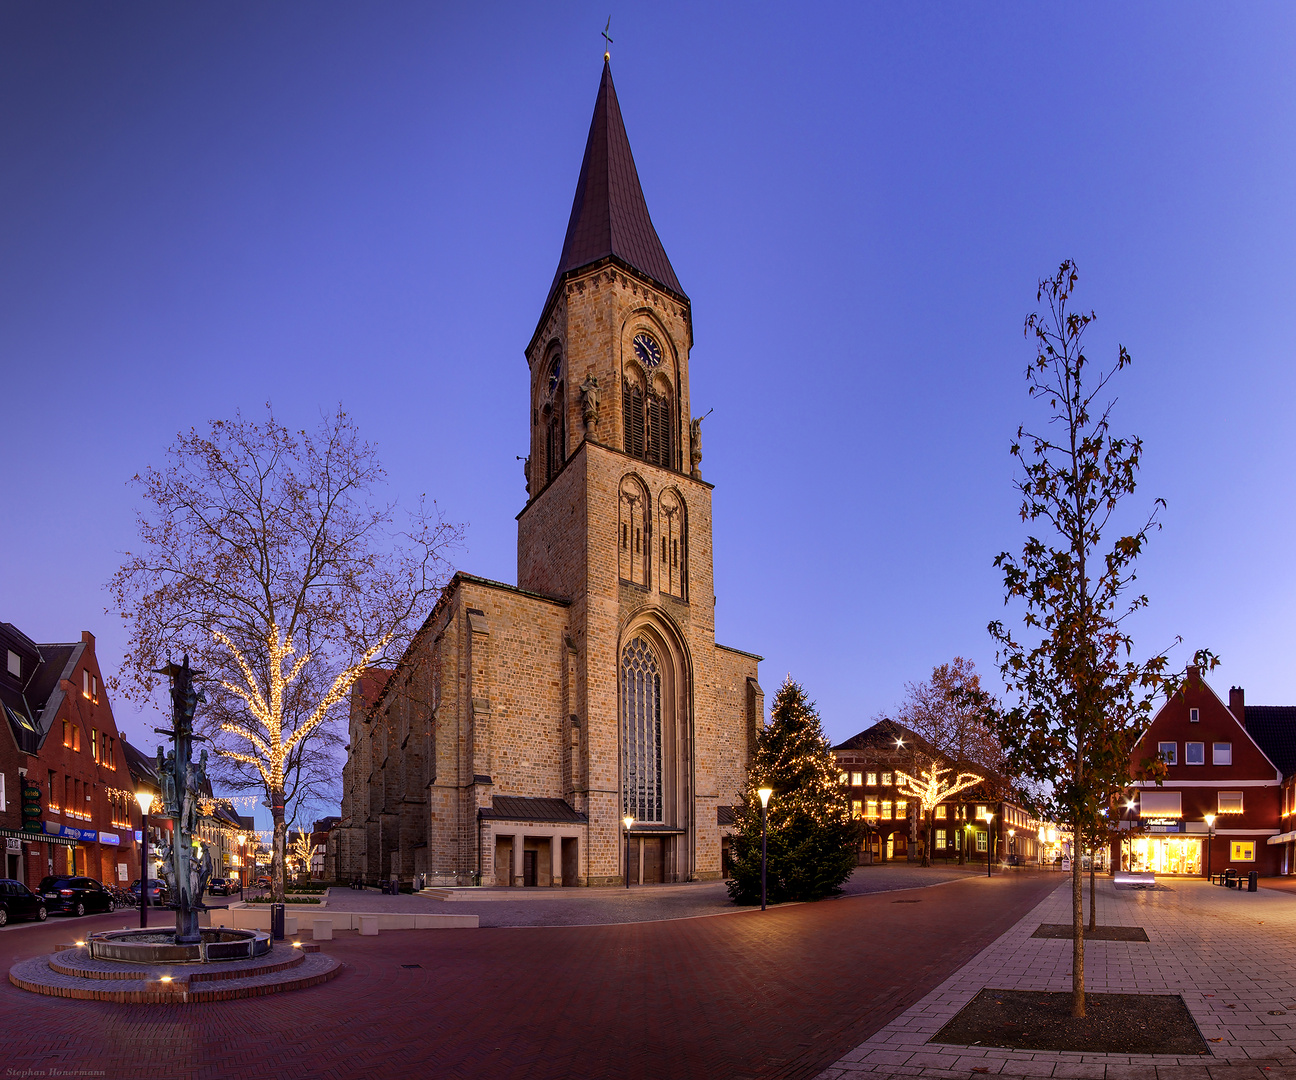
98 832 120 846
134 831 143 844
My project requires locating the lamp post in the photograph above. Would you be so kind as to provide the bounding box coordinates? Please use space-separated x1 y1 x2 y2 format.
757 787 773 911
1008 827 1016 866
623 815 634 889
983 812 995 877
1204 813 1216 880
134 790 153 928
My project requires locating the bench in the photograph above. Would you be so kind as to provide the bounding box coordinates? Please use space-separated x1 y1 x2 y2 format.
1113 871 1156 889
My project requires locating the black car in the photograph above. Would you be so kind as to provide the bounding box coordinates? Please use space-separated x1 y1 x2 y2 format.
38 876 113 917
129 879 168 905
206 878 240 896
0 879 47 925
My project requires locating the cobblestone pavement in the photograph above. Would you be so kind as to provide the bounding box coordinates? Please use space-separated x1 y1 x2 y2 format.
0 870 1058 1079
326 864 996 927
818 876 1296 1080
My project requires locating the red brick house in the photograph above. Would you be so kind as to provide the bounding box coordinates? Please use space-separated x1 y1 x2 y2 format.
0 622 142 888
1122 667 1282 876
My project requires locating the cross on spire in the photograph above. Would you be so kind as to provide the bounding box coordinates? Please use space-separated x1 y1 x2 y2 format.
602 17 613 61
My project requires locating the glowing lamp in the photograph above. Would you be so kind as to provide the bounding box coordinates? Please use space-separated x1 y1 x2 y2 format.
757 787 773 809
623 815 634 831
135 791 154 814
159 976 172 983
1204 813 1216 828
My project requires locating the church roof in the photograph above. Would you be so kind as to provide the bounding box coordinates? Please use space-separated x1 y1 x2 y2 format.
477 796 587 824
546 61 685 310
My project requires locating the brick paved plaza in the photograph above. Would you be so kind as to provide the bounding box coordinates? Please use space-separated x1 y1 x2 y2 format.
0 868 1055 1080
819 877 1296 1080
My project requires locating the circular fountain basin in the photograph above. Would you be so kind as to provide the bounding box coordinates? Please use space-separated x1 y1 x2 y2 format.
88 928 270 963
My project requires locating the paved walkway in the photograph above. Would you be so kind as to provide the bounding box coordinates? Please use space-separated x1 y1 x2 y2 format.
326 864 993 927
818 876 1296 1080
0 870 1059 1079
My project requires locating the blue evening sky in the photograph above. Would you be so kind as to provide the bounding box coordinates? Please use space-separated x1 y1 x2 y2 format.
3 4 1294 825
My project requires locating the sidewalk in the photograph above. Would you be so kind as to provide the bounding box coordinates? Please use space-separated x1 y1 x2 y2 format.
818 876 1296 1080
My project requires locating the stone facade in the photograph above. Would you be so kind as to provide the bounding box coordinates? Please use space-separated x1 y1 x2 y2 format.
334 63 763 887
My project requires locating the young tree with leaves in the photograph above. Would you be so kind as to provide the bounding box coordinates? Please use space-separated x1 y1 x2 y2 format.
727 679 860 905
988 262 1203 1017
109 405 461 903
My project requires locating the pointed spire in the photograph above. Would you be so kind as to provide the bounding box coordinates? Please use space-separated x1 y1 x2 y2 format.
547 61 686 306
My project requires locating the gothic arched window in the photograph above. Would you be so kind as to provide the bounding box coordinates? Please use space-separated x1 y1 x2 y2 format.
621 636 663 823
544 355 565 485
657 489 686 599
618 476 649 588
622 369 646 460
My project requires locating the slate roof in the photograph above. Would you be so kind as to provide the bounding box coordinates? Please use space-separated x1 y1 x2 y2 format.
0 624 82 753
545 60 685 315
833 718 937 759
477 796 587 824
1245 706 1296 778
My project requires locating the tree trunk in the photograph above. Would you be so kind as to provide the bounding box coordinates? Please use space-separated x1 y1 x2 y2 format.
958 819 965 866
921 810 931 867
1072 818 1086 1017
271 790 287 904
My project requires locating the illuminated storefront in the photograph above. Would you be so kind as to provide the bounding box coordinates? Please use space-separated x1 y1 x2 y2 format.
1128 834 1202 875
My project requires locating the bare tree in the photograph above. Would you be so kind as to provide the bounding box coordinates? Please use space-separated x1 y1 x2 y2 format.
109 404 462 902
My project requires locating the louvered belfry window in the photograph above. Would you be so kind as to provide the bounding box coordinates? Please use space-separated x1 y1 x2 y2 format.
647 390 671 468
623 378 646 459
623 378 673 469
621 636 663 823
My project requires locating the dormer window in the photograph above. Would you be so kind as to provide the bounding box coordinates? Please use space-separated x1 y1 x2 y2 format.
6 650 19 678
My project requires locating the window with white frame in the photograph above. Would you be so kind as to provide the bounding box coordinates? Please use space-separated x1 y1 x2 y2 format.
851 772 863 787
1213 742 1233 766
1218 791 1243 814
5 650 19 678
936 829 946 847
866 772 877 787
1189 708 1199 723
935 805 947 820
1158 741 1177 765
976 832 988 852
1185 741 1205 765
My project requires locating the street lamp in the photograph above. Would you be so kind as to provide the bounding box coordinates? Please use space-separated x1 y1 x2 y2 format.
982 812 996 877
623 815 634 889
1008 827 1016 866
134 790 154 928
758 787 773 911
1204 813 1216 880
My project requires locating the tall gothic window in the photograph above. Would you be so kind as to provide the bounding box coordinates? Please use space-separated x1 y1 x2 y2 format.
544 355 565 484
618 476 649 587
657 489 686 599
621 636 663 823
623 368 673 469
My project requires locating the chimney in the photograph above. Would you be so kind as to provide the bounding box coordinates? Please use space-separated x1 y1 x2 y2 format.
1230 686 1245 724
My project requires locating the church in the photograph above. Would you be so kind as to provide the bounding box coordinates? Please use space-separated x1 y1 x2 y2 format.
333 61 764 887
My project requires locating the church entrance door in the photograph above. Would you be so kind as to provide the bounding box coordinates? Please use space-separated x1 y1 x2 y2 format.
523 850 537 887
642 838 664 884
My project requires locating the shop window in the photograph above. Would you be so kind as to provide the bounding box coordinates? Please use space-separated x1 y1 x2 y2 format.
865 799 878 819
1185 741 1205 765
1231 841 1255 862
881 772 892 785
1189 708 1199 723
976 832 988 852
1218 791 1244 814
880 800 892 819
936 829 946 847
1158 741 1177 765
935 805 947 820
866 772 877 787
1213 742 1233 766
851 771 863 787
851 800 863 819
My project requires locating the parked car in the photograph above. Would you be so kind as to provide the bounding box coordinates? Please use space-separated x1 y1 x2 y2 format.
207 878 241 896
129 879 169 905
255 875 271 889
38 876 113 917
0 879 47 925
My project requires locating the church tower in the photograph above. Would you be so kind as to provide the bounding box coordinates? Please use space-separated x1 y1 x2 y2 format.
518 60 755 884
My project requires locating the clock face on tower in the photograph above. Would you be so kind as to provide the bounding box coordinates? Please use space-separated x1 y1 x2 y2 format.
633 332 662 369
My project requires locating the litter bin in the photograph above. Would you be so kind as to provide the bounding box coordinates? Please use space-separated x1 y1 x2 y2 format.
1248 871 1258 892
270 902 285 940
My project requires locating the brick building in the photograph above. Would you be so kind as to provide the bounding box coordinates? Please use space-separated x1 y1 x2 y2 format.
1120 667 1283 876
334 61 763 887
833 719 1044 866
0 622 142 887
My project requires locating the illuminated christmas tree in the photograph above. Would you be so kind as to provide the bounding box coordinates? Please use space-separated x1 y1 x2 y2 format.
727 678 860 905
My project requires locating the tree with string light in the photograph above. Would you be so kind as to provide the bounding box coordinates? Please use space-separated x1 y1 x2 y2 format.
893 764 986 866
726 678 860 905
109 405 462 903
